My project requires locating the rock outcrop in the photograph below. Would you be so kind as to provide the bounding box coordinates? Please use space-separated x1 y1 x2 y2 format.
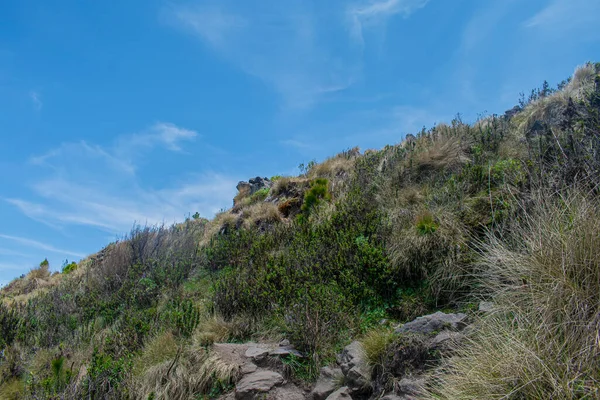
395 311 468 335
236 177 273 198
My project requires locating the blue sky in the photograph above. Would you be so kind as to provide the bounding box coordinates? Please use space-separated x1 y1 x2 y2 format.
1 0 599 285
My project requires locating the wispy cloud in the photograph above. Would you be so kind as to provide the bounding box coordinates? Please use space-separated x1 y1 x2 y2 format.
348 0 430 45
280 139 313 150
123 122 198 152
29 90 42 110
0 234 85 258
524 0 600 37
31 122 198 175
167 1 360 109
8 122 236 234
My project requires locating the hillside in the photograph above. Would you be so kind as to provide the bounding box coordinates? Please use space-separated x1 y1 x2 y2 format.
1 62 599 399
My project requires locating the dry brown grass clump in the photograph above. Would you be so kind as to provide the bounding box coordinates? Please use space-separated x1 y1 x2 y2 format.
360 328 396 368
198 212 239 248
134 343 241 400
241 202 283 229
426 192 600 399
133 331 179 376
386 207 468 303
308 147 360 180
270 176 310 198
413 134 469 175
193 316 234 346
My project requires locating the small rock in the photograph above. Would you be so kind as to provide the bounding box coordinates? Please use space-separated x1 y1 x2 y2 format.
245 347 270 362
279 339 291 347
268 384 306 400
325 387 352 400
235 370 284 400
310 367 342 400
240 363 258 375
337 341 364 375
395 312 468 335
478 301 494 313
431 331 463 348
269 346 303 358
346 365 370 393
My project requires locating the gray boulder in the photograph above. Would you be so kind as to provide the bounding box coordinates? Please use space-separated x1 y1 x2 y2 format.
325 386 352 400
235 370 284 400
337 341 370 394
395 311 467 335
310 366 342 400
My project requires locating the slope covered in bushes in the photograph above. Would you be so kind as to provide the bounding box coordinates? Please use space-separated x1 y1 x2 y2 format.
1 62 599 399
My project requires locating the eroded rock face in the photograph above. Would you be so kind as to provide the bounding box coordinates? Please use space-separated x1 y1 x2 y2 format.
337 341 370 394
395 311 468 335
235 370 284 400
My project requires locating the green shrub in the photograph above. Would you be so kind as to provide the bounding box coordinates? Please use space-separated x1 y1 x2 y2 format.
249 187 270 203
173 300 201 338
415 211 438 235
300 178 331 217
61 261 78 274
85 348 130 398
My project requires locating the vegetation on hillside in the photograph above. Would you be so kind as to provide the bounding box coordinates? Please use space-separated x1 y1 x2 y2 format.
1 62 599 399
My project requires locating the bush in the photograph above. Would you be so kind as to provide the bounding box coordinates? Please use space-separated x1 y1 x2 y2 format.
300 178 331 218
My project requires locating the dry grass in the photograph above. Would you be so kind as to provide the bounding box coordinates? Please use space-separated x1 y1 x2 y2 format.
241 202 283 229
426 191 600 399
133 331 179 376
386 207 467 302
360 328 396 368
198 212 239 248
134 344 241 400
270 176 310 198
193 316 233 346
0 378 24 399
413 134 468 174
513 63 598 136
308 148 359 180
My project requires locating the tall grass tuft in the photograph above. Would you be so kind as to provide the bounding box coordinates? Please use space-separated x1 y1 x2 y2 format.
426 191 600 399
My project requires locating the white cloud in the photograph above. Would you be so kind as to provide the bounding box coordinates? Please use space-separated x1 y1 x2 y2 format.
166 1 364 108
8 122 236 234
0 234 85 258
524 0 600 36
348 0 430 45
29 90 42 110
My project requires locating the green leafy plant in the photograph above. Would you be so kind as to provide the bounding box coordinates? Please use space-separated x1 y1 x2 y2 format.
415 211 438 235
299 178 331 221
173 300 201 337
62 261 78 274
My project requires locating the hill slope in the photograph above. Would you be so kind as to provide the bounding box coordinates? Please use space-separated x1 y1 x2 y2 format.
1 62 600 399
